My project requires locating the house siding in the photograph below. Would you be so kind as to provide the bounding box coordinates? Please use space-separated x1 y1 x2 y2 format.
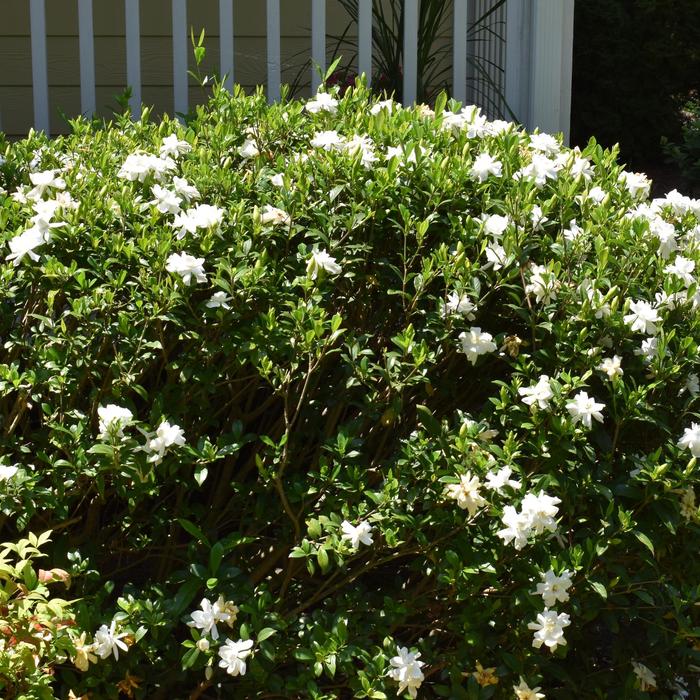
1 0 355 136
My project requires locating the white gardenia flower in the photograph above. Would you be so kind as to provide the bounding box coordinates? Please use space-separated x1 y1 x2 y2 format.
5 228 46 266
0 465 19 481
269 173 285 188
340 520 374 549
487 119 513 135
529 132 560 156
150 184 182 215
160 134 191 158
482 213 511 237
656 289 688 311
370 98 397 115
93 620 129 661
117 153 176 182
678 423 700 458
172 176 200 202
260 204 291 226
496 505 532 550
307 249 341 279
97 404 134 440
471 153 502 182
631 661 657 692
310 130 346 151
585 186 607 204
144 421 186 464
385 145 403 161
343 135 378 168
218 638 254 676
388 646 425 699
520 491 561 536
579 279 612 318
444 472 486 517
514 678 546 700
569 155 595 181
238 138 260 159
525 265 558 304
515 154 561 187
28 169 66 199
206 291 232 309
598 356 623 380
528 608 571 652
535 569 573 607
531 205 548 231
305 91 339 114
484 466 522 494
32 198 61 223
624 299 661 335
459 327 497 365
518 375 554 410
635 336 659 363
562 219 583 241
484 241 507 270
188 597 232 640
665 255 696 286
497 491 560 550
171 203 225 238
189 203 224 229
649 217 678 259
682 373 700 397
659 188 698 216
566 391 605 429
444 291 476 319
166 252 207 285
620 171 651 199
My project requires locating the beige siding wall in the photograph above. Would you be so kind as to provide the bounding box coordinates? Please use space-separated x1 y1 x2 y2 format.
1 0 355 136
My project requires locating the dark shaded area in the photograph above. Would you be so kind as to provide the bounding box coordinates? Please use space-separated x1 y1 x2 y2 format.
571 0 700 193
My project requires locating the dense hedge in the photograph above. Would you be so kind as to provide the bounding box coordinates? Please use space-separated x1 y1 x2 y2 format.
1 84 700 699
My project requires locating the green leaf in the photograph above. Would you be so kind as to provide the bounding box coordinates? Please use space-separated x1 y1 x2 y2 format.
195 466 208 486
209 542 224 575
181 647 200 670
415 404 441 436
178 519 210 547
257 627 277 642
87 444 115 456
632 530 655 556
317 547 330 571
589 581 607 599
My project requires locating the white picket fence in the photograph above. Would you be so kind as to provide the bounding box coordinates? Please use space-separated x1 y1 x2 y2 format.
19 0 574 141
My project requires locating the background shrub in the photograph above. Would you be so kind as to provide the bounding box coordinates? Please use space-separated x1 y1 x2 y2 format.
663 98 700 193
1 84 700 698
571 0 700 164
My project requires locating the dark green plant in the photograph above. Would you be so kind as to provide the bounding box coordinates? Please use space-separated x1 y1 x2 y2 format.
663 99 700 192
571 0 700 164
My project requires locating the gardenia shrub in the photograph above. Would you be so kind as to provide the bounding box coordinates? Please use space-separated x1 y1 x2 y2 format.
0 82 700 699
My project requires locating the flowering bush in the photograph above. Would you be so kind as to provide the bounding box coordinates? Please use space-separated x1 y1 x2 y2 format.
1 82 700 699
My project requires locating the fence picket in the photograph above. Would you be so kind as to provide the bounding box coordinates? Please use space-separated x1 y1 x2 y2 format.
311 0 326 93
29 0 50 132
219 0 234 91
452 0 467 104
358 0 372 86
266 0 281 102
402 0 418 106
172 0 188 116
125 0 141 119
78 0 96 116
